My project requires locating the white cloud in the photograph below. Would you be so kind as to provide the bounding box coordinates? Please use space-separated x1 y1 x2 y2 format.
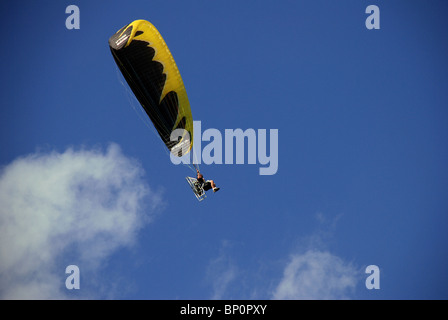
0 144 161 299
272 250 359 300
206 241 238 300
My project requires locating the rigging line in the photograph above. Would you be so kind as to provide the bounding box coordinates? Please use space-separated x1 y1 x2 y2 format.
114 53 175 136
191 144 200 172
115 63 198 174
116 66 155 132
115 63 177 145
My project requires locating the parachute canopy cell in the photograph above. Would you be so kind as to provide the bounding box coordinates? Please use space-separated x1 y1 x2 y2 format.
109 19 193 157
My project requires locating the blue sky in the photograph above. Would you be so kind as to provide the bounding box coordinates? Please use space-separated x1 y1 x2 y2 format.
1 0 447 300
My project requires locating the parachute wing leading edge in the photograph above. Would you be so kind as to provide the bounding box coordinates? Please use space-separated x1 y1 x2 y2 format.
109 19 193 157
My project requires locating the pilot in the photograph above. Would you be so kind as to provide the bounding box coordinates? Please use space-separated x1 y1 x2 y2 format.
196 169 220 193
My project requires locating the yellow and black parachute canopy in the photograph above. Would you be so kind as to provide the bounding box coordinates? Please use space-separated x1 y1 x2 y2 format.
109 19 193 157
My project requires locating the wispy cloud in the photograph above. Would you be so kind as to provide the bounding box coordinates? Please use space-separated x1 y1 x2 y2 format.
204 214 361 300
0 144 161 299
271 213 360 300
272 249 359 299
206 241 238 300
